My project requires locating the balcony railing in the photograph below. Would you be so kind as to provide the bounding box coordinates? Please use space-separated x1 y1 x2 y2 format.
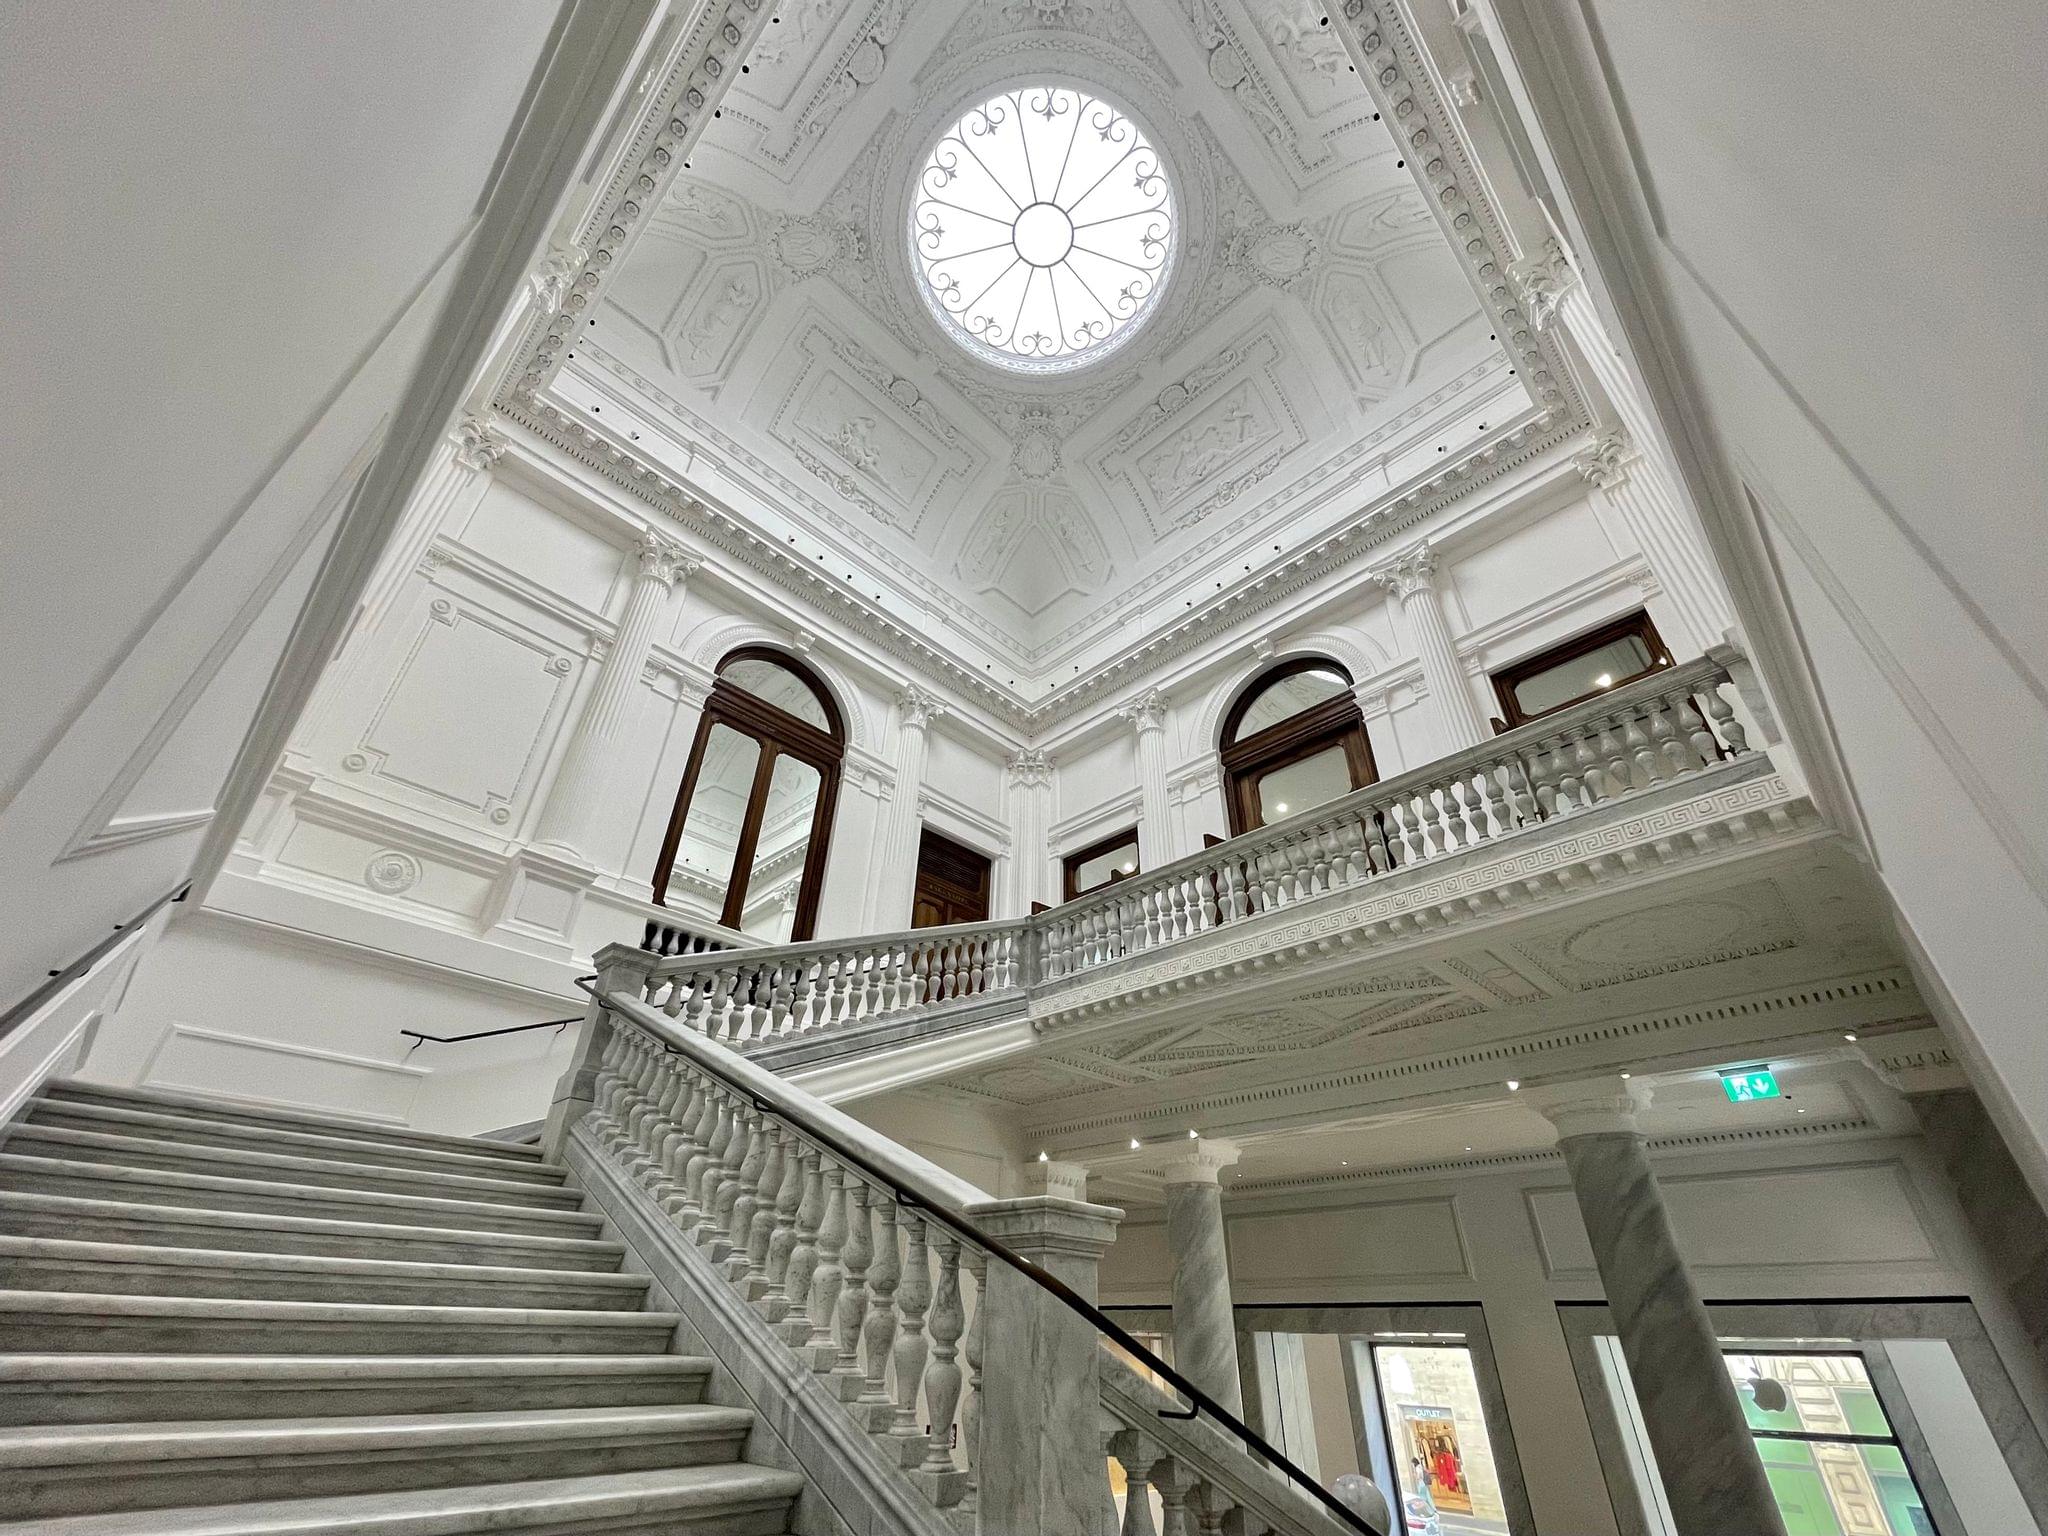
628 653 1763 1050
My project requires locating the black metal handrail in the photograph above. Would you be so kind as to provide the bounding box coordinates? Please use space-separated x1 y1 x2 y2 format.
576 977 1383 1536
400 1017 581 1055
0 882 190 1045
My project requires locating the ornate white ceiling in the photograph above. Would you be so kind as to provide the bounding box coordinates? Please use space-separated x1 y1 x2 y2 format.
530 0 1561 694
495 0 1589 722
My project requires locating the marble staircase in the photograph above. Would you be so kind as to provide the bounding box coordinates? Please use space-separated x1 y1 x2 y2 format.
0 1079 804 1534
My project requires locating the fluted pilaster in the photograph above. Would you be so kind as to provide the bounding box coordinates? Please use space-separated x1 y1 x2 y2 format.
1373 543 1488 751
532 530 698 861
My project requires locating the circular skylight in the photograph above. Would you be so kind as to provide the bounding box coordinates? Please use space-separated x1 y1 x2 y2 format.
910 86 1176 373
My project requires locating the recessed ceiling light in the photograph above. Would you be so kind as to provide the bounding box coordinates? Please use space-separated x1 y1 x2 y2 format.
1620 1071 1632 1079
1595 673 1613 688
1275 802 1290 814
1130 1138 1142 1150
1121 862 1136 873
1505 1079 1521 1092
1187 1129 1199 1139
1843 1033 1858 1042
1465 1146 1473 1153
1038 1151 1049 1162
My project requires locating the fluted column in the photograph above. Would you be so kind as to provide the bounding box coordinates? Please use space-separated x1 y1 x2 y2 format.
1373 543 1488 753
532 530 698 861
1123 689 1170 870
873 687 945 926
1530 1078 1786 1536
1004 748 1054 914
1159 1137 1243 1416
1513 238 1736 650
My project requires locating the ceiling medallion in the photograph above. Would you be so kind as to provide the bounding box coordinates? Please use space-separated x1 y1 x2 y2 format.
910 85 1177 374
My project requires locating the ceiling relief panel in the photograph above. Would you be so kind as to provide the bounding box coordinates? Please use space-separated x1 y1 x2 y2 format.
763 320 978 538
547 0 1553 689
956 487 1110 622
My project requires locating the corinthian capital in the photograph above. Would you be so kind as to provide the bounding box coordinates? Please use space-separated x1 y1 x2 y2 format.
1006 747 1053 786
1572 428 1636 491
634 529 699 589
528 240 588 318
1372 542 1438 600
451 413 507 474
1508 236 1581 333
899 686 946 730
1121 688 1168 734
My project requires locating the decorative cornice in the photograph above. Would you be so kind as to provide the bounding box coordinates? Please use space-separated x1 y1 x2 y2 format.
501 382 1579 733
450 415 507 474
1336 1 1584 423
1573 428 1636 491
494 0 775 406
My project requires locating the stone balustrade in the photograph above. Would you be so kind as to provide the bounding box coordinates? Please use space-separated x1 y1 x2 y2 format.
621 653 1761 1053
558 971 1383 1535
634 919 1031 1046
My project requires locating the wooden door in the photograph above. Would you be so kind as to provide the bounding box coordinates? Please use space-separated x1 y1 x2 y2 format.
912 828 992 928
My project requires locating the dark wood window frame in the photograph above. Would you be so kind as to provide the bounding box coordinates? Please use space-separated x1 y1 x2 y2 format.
1061 826 1141 902
913 827 994 929
1219 658 1378 837
1488 611 1673 730
651 647 844 941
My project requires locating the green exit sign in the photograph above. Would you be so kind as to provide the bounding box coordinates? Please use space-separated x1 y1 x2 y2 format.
1721 1068 1781 1103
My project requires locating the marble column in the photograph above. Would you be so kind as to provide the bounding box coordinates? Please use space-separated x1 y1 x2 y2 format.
532 529 698 862
1124 688 1170 870
873 687 944 927
1875 1048 2048 1384
1372 543 1488 753
1531 1079 1787 1536
1004 748 1054 914
1513 237 1736 650
1159 1137 1244 1416
964 1187 1123 1536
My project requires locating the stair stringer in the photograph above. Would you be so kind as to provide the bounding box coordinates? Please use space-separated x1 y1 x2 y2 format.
564 1123 961 1536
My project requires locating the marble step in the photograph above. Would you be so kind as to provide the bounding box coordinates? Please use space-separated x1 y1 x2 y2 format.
0 1293 681 1356
37 1081 547 1164
0 1191 627 1271
0 1125 584 1209
0 1354 712 1426
0 1403 758 1518
0 1236 651 1310
19 1099 573 1184
0 1156 605 1238
0 1464 802 1536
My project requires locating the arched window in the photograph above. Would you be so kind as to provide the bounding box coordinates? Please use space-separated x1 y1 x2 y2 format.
1219 658 1377 836
653 648 844 942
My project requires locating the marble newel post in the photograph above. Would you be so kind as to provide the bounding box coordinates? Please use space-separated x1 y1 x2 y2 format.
873 687 945 927
1124 689 1170 871
532 530 699 861
1372 543 1489 752
1530 1079 1787 1536
1159 1137 1244 1416
965 1162 1123 1536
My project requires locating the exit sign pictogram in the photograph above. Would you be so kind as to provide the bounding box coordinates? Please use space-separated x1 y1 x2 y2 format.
1720 1068 1781 1103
